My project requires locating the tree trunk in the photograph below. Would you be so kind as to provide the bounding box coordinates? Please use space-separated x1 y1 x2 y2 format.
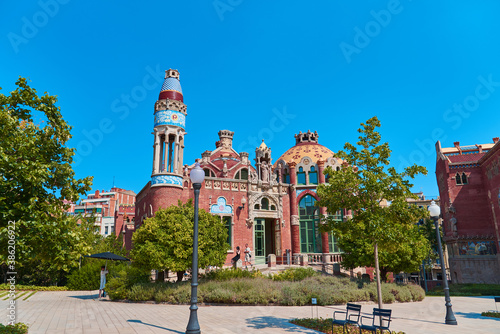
380 267 388 283
374 242 383 310
176 270 185 282
157 270 164 283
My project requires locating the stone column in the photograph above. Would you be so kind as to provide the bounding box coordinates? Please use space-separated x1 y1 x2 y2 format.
153 130 160 174
317 159 330 255
174 133 180 173
289 161 300 255
159 132 165 173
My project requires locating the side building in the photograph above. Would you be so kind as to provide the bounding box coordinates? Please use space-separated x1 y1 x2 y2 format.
74 187 136 237
435 138 500 283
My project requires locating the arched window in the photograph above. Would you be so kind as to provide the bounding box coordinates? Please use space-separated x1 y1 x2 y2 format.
328 210 343 253
461 173 468 184
261 197 269 210
455 173 462 185
254 203 260 210
270 205 276 211
223 216 232 249
309 166 318 185
235 168 248 180
297 167 306 185
204 169 215 177
299 195 321 253
283 169 290 183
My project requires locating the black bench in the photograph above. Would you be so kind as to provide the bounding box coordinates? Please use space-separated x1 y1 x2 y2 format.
332 303 362 333
359 308 392 334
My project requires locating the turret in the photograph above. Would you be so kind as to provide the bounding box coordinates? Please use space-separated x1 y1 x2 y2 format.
151 69 187 188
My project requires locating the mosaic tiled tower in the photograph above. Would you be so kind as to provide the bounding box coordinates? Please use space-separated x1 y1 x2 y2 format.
151 69 186 187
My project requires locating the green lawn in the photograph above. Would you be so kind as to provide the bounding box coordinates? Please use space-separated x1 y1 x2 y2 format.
427 284 500 296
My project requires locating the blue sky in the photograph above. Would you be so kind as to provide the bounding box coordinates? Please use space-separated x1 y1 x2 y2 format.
2 0 500 199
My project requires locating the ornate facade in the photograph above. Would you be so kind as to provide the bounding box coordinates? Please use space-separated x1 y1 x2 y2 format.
435 139 500 283
131 69 345 266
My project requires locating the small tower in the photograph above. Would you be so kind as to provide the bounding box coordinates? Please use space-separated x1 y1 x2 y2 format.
216 130 235 149
295 130 319 144
151 69 187 187
255 140 272 183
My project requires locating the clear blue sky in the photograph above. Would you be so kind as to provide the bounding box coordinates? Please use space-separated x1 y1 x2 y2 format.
2 0 500 199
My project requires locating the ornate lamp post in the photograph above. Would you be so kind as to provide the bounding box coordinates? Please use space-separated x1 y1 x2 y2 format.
186 162 205 334
428 200 457 325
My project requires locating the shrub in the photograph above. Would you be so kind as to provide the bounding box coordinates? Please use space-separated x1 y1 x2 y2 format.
290 318 406 334
67 262 102 290
407 283 425 301
482 311 500 318
0 323 29 334
270 267 318 281
201 267 264 281
120 271 424 307
365 283 395 304
106 265 150 300
389 285 412 302
128 283 157 301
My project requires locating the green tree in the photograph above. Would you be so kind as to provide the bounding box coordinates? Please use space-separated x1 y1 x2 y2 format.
317 117 429 308
131 200 229 281
336 223 430 282
0 77 92 277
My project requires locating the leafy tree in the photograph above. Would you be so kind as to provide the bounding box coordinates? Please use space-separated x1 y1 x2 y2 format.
418 217 445 272
131 200 229 281
317 116 429 308
336 223 430 282
0 77 92 277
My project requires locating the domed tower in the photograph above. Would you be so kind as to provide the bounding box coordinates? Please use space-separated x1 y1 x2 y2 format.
151 69 187 187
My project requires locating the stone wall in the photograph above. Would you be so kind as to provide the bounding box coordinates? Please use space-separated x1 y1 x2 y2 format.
449 255 500 284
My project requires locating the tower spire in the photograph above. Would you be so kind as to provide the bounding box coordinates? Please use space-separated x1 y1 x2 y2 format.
151 69 187 188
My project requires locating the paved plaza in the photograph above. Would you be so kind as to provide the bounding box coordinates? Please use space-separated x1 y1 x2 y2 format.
1 291 499 333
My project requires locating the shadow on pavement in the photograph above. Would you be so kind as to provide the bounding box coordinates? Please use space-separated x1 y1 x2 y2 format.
246 316 320 332
127 319 184 333
68 294 98 300
455 312 500 321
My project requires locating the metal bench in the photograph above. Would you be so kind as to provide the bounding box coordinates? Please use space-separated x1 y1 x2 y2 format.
332 303 362 333
358 308 392 334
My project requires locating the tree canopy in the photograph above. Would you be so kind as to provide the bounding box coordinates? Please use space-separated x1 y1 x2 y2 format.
317 116 430 305
336 223 430 281
0 77 93 275
131 200 229 274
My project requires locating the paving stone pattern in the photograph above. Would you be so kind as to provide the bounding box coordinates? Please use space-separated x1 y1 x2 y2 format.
1 291 499 333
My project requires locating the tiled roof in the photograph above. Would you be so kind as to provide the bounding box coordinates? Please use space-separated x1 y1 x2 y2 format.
448 153 484 163
274 142 334 166
161 77 182 94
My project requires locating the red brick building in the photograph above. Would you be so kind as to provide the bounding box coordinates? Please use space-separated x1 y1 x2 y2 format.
74 187 136 238
132 69 345 266
435 139 500 283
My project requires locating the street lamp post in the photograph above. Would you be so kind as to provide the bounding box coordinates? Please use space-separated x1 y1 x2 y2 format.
428 200 457 325
186 162 205 334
